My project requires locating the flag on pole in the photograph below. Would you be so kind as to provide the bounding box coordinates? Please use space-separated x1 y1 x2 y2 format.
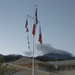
32 8 38 36
32 24 36 35
25 19 29 32
27 35 29 44
38 26 42 44
35 8 38 25
27 35 30 49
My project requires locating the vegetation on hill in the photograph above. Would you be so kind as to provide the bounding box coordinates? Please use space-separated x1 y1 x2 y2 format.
4 54 23 62
0 53 75 63
0 57 18 75
0 54 23 62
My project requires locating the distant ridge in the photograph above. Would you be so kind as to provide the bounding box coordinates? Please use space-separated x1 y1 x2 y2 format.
43 53 74 59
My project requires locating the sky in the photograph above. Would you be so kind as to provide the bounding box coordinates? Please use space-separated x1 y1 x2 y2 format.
0 0 75 56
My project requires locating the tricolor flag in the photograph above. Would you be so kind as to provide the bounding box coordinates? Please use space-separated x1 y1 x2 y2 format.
38 26 42 44
35 8 38 24
32 8 38 36
25 19 29 32
32 24 36 35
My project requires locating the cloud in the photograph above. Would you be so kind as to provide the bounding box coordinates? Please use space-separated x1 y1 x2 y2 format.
23 51 32 57
36 44 72 56
24 44 73 57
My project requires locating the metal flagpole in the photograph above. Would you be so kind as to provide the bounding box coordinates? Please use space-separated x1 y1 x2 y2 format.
25 4 40 75
27 12 40 75
26 15 35 75
32 35 34 75
27 15 41 75
32 5 35 75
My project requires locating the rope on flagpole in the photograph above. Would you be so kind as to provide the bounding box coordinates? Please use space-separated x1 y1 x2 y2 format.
27 15 40 24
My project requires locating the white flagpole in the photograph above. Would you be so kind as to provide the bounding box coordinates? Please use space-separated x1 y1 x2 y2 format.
27 4 41 73
32 5 38 75
32 4 35 75
27 15 41 75
32 35 34 75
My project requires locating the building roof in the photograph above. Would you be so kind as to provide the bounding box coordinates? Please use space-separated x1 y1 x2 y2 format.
10 57 52 66
46 59 75 66
10 57 39 64
8 62 59 75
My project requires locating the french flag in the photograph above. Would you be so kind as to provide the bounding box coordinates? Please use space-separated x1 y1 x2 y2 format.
32 8 38 36
38 26 42 44
25 19 29 32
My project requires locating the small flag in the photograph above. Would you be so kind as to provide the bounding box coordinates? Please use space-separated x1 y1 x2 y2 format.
32 8 38 36
38 26 42 44
32 24 36 36
25 19 29 32
27 35 30 49
35 8 38 24
27 35 29 44
28 46 30 49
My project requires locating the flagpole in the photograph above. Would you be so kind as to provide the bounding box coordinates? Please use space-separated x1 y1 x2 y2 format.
26 15 35 75
32 36 34 75
27 15 39 75
25 4 42 75
32 4 36 75
31 4 34 75
26 14 41 75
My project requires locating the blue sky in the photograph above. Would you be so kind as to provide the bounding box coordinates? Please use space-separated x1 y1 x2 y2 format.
0 0 75 56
